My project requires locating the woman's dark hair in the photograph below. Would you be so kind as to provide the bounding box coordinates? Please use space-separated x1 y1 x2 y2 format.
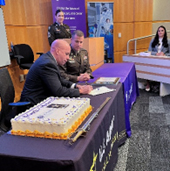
152 25 168 48
55 9 63 16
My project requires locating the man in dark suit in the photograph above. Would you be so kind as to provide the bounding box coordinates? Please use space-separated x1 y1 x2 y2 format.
59 30 93 83
20 39 93 107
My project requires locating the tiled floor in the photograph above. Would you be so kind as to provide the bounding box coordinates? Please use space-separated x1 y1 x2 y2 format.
115 90 170 171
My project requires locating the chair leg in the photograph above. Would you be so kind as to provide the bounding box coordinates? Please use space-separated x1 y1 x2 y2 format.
1 107 18 131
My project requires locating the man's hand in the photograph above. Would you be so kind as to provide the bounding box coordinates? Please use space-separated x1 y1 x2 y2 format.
156 52 165 56
77 73 90 82
77 85 93 94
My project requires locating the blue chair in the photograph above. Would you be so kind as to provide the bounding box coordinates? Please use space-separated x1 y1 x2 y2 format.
0 68 30 131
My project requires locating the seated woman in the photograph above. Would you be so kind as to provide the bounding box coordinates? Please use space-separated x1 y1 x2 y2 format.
146 26 170 91
148 25 170 56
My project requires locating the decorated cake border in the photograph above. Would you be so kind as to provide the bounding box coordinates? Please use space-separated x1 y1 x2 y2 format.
11 97 92 140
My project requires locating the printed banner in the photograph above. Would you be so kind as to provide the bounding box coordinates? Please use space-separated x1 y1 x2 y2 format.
0 0 5 5
87 2 114 62
51 0 86 37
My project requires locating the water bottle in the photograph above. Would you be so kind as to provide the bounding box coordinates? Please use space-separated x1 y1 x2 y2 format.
10 42 14 52
10 42 14 58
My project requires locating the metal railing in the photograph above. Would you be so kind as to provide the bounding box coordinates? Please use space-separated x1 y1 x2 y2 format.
127 30 170 54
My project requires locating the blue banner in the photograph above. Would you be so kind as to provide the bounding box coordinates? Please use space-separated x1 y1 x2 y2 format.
0 0 5 6
87 2 114 62
51 0 86 37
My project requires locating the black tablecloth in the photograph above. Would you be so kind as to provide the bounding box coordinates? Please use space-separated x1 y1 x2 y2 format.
0 83 126 171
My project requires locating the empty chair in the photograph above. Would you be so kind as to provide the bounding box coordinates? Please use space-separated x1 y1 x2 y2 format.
0 68 30 131
0 68 15 131
13 44 34 70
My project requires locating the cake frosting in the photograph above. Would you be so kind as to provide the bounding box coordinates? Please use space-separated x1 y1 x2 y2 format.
11 97 92 139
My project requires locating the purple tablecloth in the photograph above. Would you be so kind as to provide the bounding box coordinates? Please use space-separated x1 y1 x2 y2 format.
0 83 125 171
88 63 139 137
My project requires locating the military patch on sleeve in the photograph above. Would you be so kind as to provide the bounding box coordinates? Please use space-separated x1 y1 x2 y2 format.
48 32 51 38
68 59 76 63
84 56 88 60
56 28 60 32
66 29 70 32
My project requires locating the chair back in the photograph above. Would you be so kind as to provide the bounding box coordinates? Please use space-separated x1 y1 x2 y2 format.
13 44 34 67
0 68 15 130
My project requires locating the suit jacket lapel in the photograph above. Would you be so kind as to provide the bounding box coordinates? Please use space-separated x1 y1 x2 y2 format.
70 48 80 64
47 51 56 63
161 45 164 52
46 51 62 78
79 51 84 69
155 45 158 52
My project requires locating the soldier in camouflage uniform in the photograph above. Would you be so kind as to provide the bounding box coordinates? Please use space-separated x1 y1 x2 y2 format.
59 30 93 83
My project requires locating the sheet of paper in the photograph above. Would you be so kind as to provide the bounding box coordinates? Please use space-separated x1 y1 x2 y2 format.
139 52 151 56
89 86 115 96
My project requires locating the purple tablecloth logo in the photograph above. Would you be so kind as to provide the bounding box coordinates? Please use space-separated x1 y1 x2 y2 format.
125 83 133 104
90 114 116 170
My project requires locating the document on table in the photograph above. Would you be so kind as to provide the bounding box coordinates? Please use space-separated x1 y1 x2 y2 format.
92 77 120 85
89 86 116 96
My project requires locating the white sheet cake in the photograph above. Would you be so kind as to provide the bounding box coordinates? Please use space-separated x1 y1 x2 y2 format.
11 97 92 139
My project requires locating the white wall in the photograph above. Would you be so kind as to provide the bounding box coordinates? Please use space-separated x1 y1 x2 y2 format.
153 0 170 21
0 8 10 67
152 0 170 38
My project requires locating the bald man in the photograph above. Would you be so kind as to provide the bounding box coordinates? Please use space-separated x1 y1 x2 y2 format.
20 39 93 107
